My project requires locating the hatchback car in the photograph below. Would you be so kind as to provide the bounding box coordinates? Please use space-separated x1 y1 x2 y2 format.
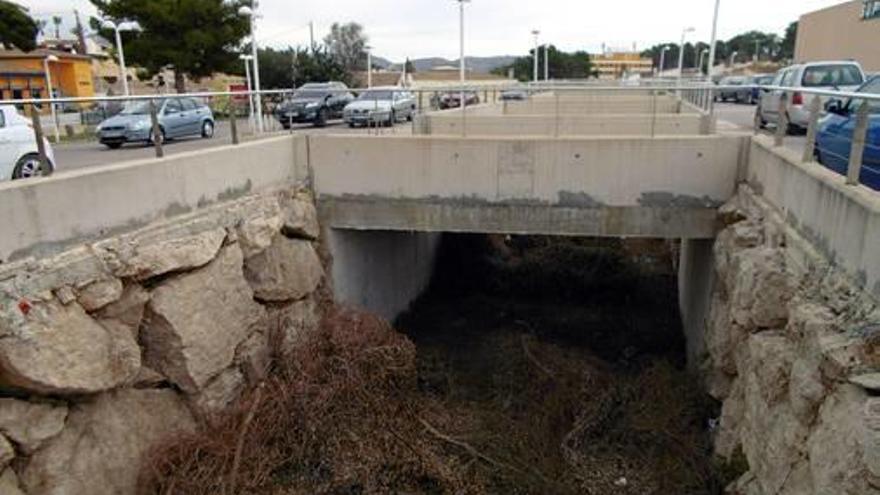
274 82 354 128
756 61 866 133
0 105 55 181
438 91 480 109
748 74 776 104
716 76 748 103
343 88 416 127
814 75 880 190
96 97 215 149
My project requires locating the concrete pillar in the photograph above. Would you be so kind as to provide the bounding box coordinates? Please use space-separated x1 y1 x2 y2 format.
326 229 442 322
677 238 715 370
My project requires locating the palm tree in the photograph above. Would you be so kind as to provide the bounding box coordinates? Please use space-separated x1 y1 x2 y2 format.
52 16 62 39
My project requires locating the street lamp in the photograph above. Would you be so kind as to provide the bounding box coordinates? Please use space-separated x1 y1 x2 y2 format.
677 26 695 82
365 45 372 88
729 50 739 67
531 30 540 82
239 54 255 131
544 44 549 81
239 5 263 133
707 0 721 79
754 39 760 62
455 0 470 119
101 19 139 96
698 48 709 76
658 46 670 75
42 54 60 143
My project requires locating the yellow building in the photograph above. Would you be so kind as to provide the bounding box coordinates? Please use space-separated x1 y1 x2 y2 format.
593 52 654 80
0 49 95 112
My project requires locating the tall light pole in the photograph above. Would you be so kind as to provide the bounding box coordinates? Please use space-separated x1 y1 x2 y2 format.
544 44 549 81
42 54 60 142
455 0 469 120
698 48 709 76
239 5 263 133
365 46 372 87
707 0 721 80
677 26 695 83
101 20 139 96
754 39 760 62
239 54 255 131
531 30 540 83
658 46 670 75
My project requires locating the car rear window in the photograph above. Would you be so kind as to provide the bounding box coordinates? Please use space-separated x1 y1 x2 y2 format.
802 65 864 87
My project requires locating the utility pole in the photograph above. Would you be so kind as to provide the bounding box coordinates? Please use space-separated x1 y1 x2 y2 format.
309 21 315 53
73 10 87 55
531 30 540 82
707 0 721 80
754 39 760 62
544 44 549 81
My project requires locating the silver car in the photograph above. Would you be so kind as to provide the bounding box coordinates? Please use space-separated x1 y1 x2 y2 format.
756 61 866 133
96 97 215 149
343 88 416 127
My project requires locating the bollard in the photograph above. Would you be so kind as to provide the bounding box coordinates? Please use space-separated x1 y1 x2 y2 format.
846 101 870 186
149 100 164 158
774 94 788 147
228 100 240 145
30 105 50 175
802 96 822 163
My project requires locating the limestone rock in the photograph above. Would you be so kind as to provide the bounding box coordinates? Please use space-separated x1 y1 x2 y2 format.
21 388 196 495
271 297 321 356
53 286 76 305
142 245 265 394
789 357 827 425
850 373 880 392
236 330 271 383
97 283 150 330
714 377 745 459
0 398 68 454
746 332 795 405
730 248 791 330
104 228 226 281
237 215 284 258
0 300 141 395
244 237 323 302
0 468 25 495
132 366 168 389
282 194 320 240
191 368 245 416
77 278 123 312
0 435 13 470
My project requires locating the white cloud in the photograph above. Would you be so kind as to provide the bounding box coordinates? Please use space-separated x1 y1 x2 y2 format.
21 0 843 61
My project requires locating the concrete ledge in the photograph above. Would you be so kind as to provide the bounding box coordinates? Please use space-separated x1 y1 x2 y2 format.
0 135 304 262
415 113 708 137
319 197 721 239
747 134 880 296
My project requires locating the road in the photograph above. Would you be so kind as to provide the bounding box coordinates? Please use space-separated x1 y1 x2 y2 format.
714 102 808 156
53 118 411 174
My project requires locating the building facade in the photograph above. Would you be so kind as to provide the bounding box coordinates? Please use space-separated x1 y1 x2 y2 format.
592 52 653 80
0 50 95 111
795 0 880 72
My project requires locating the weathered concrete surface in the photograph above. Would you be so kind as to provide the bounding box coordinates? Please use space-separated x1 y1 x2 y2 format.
678 238 715 367
502 96 680 115
0 135 306 264
746 135 880 299
415 113 708 137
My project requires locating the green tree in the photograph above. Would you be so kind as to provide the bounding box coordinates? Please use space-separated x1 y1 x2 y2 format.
52 15 62 39
90 0 252 93
324 22 368 72
779 22 798 61
493 45 596 81
0 0 39 51
247 46 352 89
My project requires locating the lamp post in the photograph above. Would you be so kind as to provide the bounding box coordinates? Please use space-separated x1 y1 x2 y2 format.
544 44 549 81
42 54 60 143
754 39 760 62
239 5 263 133
677 26 695 83
531 30 540 83
365 45 372 88
101 20 139 96
698 48 709 76
455 0 470 122
707 0 721 79
729 50 738 67
658 46 670 76
239 54 255 131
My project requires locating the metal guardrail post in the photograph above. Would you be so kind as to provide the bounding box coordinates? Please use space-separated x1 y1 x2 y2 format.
650 89 657 138
847 100 870 186
228 99 240 145
802 96 822 163
30 105 50 175
149 100 164 158
774 94 788 147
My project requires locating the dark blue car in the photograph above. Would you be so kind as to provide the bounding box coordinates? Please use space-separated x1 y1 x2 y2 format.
815 76 880 190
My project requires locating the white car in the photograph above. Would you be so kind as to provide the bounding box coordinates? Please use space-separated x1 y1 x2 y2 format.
756 61 866 133
343 87 416 127
0 105 55 181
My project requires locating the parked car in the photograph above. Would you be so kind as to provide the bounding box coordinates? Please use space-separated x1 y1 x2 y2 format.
756 61 866 133
0 105 55 181
500 89 528 101
95 97 214 149
274 82 354 128
343 88 416 127
748 74 777 104
438 91 480 109
814 75 880 190
716 76 747 103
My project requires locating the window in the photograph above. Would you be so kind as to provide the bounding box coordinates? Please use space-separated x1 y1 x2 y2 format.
164 100 183 114
181 99 198 111
802 64 864 87
864 0 880 19
781 70 795 87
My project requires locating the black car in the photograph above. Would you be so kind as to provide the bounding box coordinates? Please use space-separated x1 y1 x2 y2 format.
274 82 355 128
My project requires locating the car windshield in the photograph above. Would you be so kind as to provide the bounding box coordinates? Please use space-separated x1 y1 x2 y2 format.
292 90 327 99
802 65 864 87
756 76 775 85
120 100 164 115
357 91 393 101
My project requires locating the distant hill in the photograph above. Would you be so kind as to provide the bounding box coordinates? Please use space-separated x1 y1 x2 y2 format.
381 56 518 74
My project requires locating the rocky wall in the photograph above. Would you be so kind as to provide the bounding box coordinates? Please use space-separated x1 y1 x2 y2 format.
704 185 880 494
0 189 325 494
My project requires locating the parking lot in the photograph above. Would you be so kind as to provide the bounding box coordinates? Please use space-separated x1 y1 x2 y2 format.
714 101 808 156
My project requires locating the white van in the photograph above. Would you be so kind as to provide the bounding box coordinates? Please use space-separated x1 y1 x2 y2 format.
756 61 866 133
0 105 55 181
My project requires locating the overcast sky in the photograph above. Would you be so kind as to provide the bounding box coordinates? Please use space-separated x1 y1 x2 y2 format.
24 0 844 61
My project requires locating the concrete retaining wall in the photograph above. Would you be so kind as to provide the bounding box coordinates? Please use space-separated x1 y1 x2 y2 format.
414 113 708 137
678 238 715 368
746 135 880 298
502 96 680 115
0 135 307 263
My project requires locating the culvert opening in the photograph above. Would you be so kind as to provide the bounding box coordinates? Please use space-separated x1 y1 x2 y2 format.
395 234 727 494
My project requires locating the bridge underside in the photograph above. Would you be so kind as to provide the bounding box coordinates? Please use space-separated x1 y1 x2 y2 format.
319 197 720 239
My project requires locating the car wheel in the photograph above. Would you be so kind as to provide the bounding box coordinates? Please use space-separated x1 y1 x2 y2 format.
104 142 123 150
785 114 801 135
148 127 166 146
12 153 52 180
314 108 328 128
201 120 215 139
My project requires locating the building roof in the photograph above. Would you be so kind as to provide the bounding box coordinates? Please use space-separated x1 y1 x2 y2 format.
0 49 92 62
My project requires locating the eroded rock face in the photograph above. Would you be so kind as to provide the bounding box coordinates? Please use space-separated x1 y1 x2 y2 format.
142 244 266 394
0 300 141 395
270 297 321 356
0 399 68 454
244 236 324 303
0 468 25 495
238 215 284 258
76 278 123 312
99 228 227 281
21 389 196 495
191 368 246 416
282 193 320 240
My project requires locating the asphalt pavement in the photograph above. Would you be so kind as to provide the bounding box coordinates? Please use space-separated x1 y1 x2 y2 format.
714 102 808 156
